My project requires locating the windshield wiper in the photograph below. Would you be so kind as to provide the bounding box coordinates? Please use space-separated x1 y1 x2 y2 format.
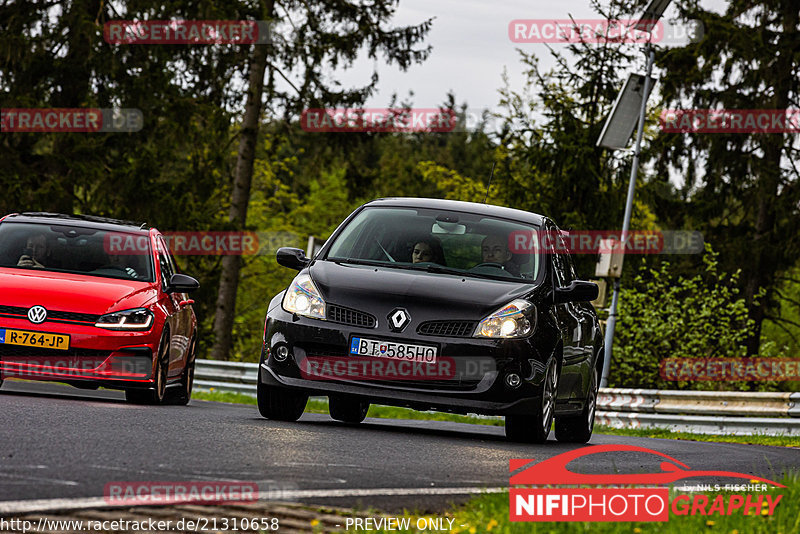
330 258 417 271
413 264 503 281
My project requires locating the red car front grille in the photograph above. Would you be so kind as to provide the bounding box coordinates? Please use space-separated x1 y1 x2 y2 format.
0 305 99 324
0 345 112 359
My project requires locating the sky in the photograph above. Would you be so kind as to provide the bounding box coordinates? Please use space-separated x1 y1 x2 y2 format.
334 0 727 115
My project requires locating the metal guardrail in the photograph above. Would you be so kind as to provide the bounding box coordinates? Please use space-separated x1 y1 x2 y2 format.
195 360 800 436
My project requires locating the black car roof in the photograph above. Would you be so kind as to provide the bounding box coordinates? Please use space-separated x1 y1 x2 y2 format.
364 198 548 226
2 212 150 233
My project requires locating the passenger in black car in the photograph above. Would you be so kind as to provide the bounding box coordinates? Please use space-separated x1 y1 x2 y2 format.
411 237 446 265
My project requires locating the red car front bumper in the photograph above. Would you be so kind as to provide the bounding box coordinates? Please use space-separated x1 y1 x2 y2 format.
0 316 160 388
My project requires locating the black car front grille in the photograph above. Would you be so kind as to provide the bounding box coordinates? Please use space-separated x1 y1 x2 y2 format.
0 305 98 324
300 344 348 358
417 320 477 338
370 378 482 391
327 305 376 328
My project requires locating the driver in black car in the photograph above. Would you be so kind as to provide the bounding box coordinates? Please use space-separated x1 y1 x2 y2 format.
480 234 520 276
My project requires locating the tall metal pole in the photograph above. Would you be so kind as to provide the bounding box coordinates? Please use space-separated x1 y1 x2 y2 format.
600 45 655 388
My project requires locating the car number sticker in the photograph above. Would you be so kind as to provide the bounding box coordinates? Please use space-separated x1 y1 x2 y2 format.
350 337 437 363
0 329 70 350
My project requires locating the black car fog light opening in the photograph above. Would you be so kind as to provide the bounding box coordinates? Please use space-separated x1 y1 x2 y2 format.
505 372 522 389
273 344 290 362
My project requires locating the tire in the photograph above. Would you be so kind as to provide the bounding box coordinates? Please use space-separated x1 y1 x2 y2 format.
257 376 308 421
329 395 369 424
555 363 599 444
165 338 196 406
125 331 169 405
505 358 558 443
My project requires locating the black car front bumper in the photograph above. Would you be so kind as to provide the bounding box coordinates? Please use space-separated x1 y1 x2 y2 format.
261 306 558 416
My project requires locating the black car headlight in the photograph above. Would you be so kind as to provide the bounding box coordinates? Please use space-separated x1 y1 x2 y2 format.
95 308 154 330
282 273 326 320
475 299 535 338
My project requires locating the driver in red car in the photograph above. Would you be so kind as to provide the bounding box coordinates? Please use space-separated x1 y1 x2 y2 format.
17 233 48 268
481 234 520 276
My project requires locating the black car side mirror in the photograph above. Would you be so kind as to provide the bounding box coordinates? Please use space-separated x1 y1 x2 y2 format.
277 247 311 271
167 273 200 294
553 280 599 304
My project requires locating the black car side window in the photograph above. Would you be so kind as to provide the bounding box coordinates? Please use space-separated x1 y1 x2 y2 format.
548 224 568 288
156 237 174 290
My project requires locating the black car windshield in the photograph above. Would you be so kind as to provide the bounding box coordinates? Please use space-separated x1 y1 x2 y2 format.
0 222 155 282
326 207 542 283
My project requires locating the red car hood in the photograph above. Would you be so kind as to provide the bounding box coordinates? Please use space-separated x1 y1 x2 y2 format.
0 268 158 315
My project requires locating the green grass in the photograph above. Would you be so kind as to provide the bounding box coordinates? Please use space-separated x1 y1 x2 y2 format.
192 389 799 447
362 473 800 534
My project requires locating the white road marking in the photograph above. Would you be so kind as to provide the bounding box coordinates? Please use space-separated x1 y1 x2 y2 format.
0 473 79 486
0 486 507 515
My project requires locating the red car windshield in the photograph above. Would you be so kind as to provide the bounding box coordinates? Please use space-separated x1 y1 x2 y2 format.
0 222 155 282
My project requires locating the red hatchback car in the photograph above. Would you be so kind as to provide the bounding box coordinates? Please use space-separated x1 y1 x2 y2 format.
0 212 199 404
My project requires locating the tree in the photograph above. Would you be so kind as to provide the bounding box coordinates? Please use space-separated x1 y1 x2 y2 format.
652 0 800 355
210 0 434 359
494 0 657 277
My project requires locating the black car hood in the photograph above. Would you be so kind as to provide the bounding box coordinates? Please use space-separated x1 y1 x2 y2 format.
309 260 543 320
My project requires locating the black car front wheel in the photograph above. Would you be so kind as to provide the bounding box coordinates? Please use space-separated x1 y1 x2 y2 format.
555 363 599 443
329 395 370 423
505 358 558 443
257 378 308 421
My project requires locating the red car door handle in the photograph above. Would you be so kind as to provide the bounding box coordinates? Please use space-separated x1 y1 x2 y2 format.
179 299 195 307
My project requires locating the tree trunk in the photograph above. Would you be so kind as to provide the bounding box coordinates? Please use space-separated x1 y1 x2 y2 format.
210 0 274 361
743 0 797 357
51 0 101 214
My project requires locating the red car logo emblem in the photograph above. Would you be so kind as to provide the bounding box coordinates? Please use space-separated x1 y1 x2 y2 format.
27 305 48 324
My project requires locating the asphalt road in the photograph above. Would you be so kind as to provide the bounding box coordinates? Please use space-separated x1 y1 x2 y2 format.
1 380 797 513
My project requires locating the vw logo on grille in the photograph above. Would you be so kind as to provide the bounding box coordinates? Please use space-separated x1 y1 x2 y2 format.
27 305 48 324
387 308 410 332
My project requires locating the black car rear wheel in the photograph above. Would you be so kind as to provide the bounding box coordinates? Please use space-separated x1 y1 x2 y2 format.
505 358 558 443
329 395 370 423
257 377 308 421
555 363 599 443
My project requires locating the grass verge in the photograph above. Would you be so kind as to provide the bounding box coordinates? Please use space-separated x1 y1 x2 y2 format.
362 472 799 534
192 389 798 447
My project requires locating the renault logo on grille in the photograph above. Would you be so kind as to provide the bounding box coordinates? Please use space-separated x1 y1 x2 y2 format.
387 308 410 332
27 305 48 324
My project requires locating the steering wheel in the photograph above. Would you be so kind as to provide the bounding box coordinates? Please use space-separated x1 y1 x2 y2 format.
95 265 138 278
472 262 506 270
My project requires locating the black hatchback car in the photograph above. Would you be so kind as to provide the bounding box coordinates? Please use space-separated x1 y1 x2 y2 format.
258 198 602 443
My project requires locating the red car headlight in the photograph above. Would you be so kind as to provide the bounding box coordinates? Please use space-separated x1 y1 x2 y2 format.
95 308 154 330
